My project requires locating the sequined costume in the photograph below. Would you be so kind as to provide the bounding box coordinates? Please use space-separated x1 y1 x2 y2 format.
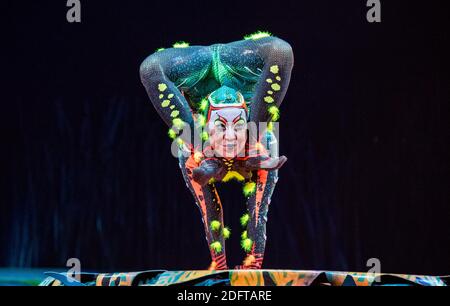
140 33 293 269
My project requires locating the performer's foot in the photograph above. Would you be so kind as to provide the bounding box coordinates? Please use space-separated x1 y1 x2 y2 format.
208 261 229 271
207 254 228 271
234 254 264 270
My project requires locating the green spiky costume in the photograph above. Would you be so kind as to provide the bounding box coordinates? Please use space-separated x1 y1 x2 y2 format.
140 32 293 270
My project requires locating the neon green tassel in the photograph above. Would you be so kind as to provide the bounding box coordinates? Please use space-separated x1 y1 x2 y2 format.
210 220 221 232
241 238 253 252
201 131 209 141
172 118 185 130
222 227 231 239
197 114 206 127
244 31 272 40
268 105 280 121
243 181 256 197
199 98 209 112
173 41 189 48
210 241 222 253
241 230 248 240
176 137 184 146
168 129 176 139
240 213 250 227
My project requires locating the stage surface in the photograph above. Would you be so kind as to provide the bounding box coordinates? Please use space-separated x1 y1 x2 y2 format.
38 269 449 286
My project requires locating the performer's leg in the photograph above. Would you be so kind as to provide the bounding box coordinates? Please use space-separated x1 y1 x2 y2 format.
179 153 229 270
236 168 278 269
222 36 294 124
140 45 212 136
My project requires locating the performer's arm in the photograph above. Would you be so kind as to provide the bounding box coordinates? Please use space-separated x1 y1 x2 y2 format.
247 36 293 123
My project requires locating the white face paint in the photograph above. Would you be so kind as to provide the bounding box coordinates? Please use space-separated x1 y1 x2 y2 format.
207 107 248 159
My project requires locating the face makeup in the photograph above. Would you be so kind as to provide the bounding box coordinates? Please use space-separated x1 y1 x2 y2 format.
208 107 248 159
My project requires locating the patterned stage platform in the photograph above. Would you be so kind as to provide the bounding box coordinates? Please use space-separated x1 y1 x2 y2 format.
40 269 449 286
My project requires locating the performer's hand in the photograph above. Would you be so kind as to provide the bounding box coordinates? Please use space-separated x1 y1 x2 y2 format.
244 155 287 171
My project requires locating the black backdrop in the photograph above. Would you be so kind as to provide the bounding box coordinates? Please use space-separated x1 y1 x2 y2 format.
2 0 449 275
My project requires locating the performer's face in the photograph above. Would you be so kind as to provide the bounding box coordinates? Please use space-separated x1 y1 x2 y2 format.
208 107 247 159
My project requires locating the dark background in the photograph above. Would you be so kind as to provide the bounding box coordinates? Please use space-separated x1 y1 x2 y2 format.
2 0 449 275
